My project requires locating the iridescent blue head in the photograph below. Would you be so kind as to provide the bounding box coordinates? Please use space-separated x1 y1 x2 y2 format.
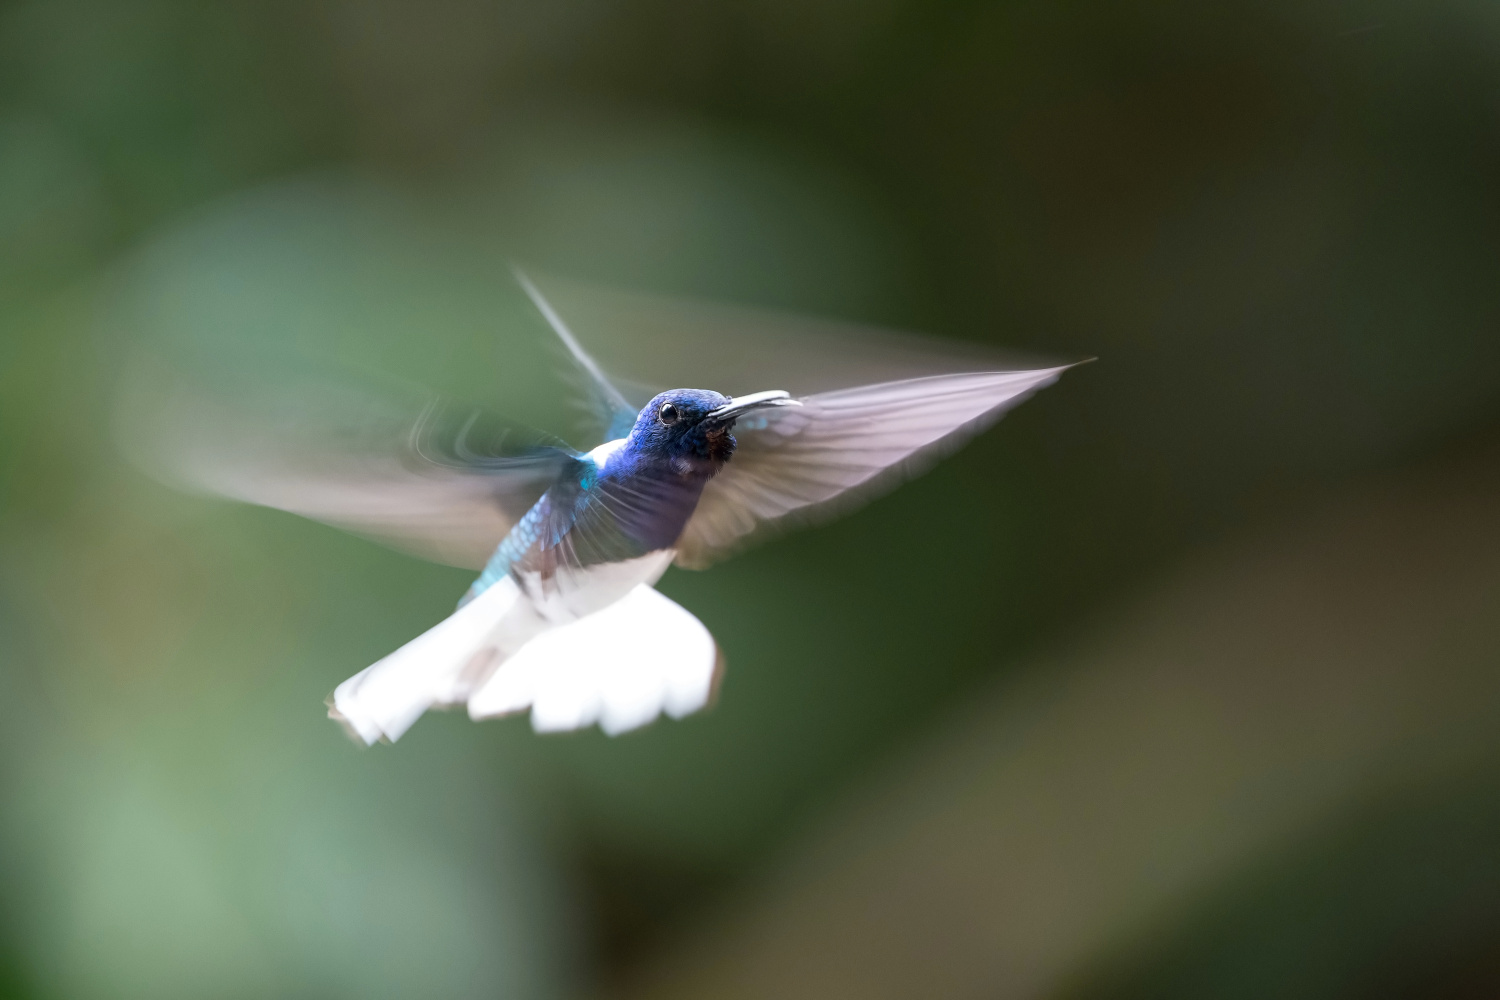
627 388 797 475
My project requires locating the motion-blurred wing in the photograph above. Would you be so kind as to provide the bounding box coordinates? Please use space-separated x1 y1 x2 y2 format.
184 437 567 571
522 272 1054 400
513 267 641 441
674 367 1071 568
120 366 572 570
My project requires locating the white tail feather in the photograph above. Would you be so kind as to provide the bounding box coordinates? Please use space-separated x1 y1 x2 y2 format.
330 581 720 744
468 585 721 736
328 577 543 744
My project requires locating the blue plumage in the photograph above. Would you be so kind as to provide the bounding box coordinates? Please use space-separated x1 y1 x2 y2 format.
459 387 781 609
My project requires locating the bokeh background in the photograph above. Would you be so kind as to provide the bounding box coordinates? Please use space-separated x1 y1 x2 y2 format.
3 0 1500 997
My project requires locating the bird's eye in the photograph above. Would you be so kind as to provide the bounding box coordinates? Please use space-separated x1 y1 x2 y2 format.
658 402 680 425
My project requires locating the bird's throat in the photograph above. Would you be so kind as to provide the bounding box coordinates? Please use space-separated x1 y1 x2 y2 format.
702 425 735 465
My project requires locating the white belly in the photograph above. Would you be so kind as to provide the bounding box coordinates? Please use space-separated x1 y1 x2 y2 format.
511 549 677 624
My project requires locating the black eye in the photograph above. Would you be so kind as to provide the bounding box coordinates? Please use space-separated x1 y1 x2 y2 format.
658 402 680 425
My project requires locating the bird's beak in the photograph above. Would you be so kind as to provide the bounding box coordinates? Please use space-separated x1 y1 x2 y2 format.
705 390 800 424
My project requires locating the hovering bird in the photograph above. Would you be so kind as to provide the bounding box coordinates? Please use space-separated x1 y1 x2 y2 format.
128 271 1075 743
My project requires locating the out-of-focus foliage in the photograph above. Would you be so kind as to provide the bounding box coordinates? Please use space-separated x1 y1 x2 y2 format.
1 0 1498 997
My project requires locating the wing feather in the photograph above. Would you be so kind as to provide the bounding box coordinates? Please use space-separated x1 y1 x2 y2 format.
118 365 571 570
674 367 1071 568
177 437 565 571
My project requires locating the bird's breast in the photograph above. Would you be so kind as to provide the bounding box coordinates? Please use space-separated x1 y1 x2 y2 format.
602 467 711 552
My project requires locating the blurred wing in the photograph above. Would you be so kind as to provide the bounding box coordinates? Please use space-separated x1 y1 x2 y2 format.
186 437 568 572
522 272 1055 400
119 365 572 570
675 367 1071 568
513 267 640 440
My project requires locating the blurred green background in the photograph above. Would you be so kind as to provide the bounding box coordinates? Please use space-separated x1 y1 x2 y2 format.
2 0 1499 997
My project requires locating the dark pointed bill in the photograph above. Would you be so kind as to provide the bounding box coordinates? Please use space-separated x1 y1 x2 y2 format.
705 390 799 423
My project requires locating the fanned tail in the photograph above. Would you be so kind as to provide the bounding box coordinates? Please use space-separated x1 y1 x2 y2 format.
468 585 722 736
329 581 721 744
328 577 541 745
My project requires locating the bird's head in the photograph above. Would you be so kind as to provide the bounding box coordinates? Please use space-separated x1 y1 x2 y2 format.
628 388 797 473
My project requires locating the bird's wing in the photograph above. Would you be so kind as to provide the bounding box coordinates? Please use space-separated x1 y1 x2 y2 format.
513 266 641 441
674 367 1071 568
120 366 573 571
516 272 1053 400
116 265 645 571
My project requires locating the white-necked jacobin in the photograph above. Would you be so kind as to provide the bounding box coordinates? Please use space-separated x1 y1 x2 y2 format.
138 270 1076 743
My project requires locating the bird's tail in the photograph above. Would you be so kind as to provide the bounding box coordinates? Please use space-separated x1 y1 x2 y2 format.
468 584 723 736
328 577 542 745
329 581 723 744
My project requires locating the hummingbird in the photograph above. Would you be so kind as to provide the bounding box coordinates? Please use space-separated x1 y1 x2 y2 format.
132 271 1074 743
